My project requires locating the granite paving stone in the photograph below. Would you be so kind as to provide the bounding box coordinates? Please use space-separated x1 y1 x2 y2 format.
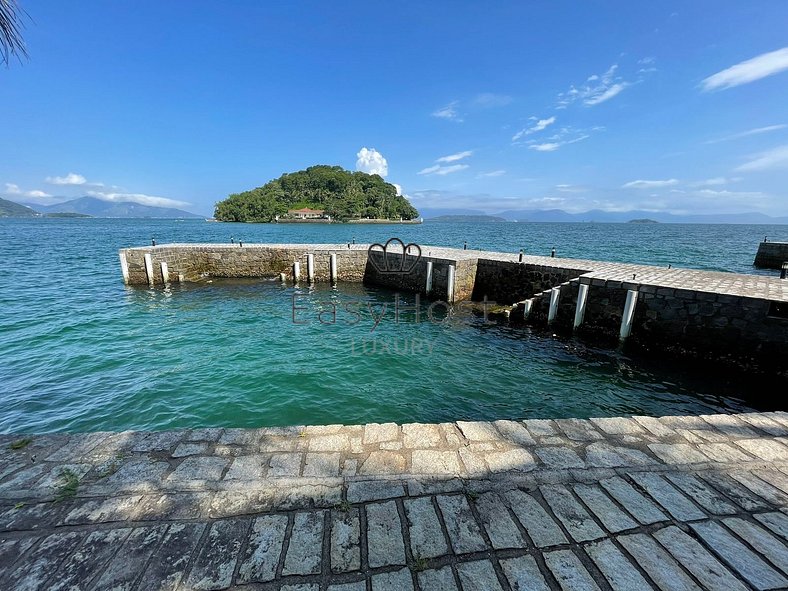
618 532 701 591
544 549 601 591
584 539 651 591
371 567 415 591
500 555 551 591
540 484 606 542
135 523 207 591
722 517 788 575
455 560 505 591
663 472 738 515
654 525 749 591
418 566 459 591
436 494 488 554
0 531 84 591
474 491 526 549
366 500 406 568
505 489 568 548
627 472 706 521
183 520 249 590
403 496 449 559
402 423 442 448
330 508 361 573
237 514 289 583
92 524 168 591
573 484 637 533
755 511 788 539
283 511 325 575
691 520 788 589
599 476 668 525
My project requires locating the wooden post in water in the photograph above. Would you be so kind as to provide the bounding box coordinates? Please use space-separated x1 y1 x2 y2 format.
620 289 639 339
119 252 130 285
160 262 170 283
144 253 154 286
574 283 589 328
307 253 315 284
548 287 561 323
329 253 338 284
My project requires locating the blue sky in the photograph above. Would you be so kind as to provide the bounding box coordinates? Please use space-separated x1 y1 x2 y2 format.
2 1 788 217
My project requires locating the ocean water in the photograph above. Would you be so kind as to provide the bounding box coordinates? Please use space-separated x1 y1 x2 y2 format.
0 218 786 434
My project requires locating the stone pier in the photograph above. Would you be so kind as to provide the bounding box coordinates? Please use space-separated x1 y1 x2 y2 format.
4 412 788 590
119 243 788 374
754 241 788 270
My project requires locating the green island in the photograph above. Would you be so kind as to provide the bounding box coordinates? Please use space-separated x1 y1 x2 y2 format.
214 165 419 223
627 218 659 224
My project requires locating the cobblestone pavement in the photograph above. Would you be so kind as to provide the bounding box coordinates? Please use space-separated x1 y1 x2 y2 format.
4 412 788 589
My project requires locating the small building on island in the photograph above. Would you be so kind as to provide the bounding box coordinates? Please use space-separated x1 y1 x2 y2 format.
287 207 325 219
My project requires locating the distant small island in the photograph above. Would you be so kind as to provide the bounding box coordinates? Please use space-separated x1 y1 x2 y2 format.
428 214 507 223
214 165 418 223
628 218 659 224
44 212 93 218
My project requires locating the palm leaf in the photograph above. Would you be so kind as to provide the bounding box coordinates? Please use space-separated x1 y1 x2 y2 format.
0 0 28 66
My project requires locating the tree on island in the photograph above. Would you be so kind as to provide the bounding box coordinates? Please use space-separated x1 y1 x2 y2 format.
1 0 27 66
214 165 419 222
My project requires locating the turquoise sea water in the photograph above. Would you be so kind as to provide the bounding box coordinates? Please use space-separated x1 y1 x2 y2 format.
1 218 786 434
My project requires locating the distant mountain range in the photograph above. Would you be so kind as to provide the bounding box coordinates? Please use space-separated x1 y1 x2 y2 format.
0 197 39 217
10 196 201 219
418 208 788 224
428 214 507 223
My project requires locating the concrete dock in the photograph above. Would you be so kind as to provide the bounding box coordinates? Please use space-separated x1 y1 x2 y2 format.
4 412 788 590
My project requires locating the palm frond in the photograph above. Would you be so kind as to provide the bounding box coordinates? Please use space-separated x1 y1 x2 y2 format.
0 0 28 66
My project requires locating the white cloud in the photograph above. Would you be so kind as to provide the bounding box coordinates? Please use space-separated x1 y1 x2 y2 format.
417 164 469 176
584 82 628 105
622 179 680 189
478 170 506 178
555 184 586 193
436 150 473 163
45 172 87 185
473 93 513 107
735 144 788 172
529 143 561 152
3 183 53 201
704 124 787 144
431 101 462 122
701 47 788 91
691 177 729 187
355 147 389 177
392 183 402 196
512 116 556 141
557 64 633 108
86 190 191 208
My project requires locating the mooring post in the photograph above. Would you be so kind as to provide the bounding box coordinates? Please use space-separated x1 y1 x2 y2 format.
464 241 467 250
781 262 788 280
293 261 300 283
425 261 434 295
620 289 639 339
519 249 523 263
160 261 170 283
307 253 315 283
330 253 338 284
447 264 456 303
119 252 130 285
279 272 286 283
574 283 589 328
551 247 556 258
522 299 533 319
144 253 154 286
548 287 561 323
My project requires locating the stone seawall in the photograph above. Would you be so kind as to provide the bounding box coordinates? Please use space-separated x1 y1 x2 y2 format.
754 241 788 270
120 243 788 374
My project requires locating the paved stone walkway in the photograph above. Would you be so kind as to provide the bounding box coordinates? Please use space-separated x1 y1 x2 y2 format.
4 412 788 589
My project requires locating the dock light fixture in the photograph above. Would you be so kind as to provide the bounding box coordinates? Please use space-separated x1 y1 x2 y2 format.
551 248 556 258
151 238 156 246
231 237 234 244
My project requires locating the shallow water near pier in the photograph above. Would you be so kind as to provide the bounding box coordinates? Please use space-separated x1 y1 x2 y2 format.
1 218 786 433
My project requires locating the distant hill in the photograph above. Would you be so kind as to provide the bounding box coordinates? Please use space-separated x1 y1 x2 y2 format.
0 197 39 217
28 197 201 219
418 207 788 224
628 218 659 224
428 214 506 223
